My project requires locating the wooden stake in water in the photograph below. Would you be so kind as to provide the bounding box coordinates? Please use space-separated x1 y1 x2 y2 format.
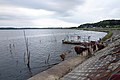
45 53 51 64
23 30 31 69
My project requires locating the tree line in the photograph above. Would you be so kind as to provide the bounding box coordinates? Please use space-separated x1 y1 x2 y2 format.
78 19 120 28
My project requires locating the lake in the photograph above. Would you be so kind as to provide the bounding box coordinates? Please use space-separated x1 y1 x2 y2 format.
0 29 107 80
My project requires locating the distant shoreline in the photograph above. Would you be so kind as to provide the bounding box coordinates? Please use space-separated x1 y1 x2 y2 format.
0 27 78 30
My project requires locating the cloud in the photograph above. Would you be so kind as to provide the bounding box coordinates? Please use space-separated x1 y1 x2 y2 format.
0 0 84 15
0 0 120 27
31 18 79 27
0 5 79 27
0 5 55 20
57 0 120 24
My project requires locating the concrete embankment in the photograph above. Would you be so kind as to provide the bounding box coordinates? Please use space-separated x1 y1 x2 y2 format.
28 56 86 80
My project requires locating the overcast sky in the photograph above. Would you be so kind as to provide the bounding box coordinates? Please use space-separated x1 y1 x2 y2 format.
0 0 120 28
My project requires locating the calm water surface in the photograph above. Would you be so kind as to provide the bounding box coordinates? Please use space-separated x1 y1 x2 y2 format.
0 29 107 80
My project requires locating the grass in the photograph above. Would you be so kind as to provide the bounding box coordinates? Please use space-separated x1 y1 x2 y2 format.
101 30 113 42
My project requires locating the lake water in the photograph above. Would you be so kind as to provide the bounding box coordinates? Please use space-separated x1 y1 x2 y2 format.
0 29 107 80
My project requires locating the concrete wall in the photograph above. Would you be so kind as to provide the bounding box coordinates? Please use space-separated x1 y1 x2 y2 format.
28 56 86 80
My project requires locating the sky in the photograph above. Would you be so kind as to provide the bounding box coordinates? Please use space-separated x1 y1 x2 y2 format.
0 0 120 28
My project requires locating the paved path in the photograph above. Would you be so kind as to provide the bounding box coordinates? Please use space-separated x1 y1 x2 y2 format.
61 32 120 80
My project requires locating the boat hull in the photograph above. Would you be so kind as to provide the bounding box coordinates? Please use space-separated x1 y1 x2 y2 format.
62 40 83 45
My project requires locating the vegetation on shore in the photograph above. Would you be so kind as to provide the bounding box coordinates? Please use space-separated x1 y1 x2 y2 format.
101 30 113 42
78 19 120 28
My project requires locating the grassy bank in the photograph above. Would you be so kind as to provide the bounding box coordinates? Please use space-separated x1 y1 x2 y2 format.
101 30 113 42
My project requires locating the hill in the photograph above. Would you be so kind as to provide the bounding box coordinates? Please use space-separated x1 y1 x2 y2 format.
78 20 120 28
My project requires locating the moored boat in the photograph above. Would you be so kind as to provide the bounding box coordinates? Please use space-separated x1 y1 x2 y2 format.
62 35 91 45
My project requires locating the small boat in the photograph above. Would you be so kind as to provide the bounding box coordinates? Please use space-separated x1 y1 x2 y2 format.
62 40 83 44
62 35 91 45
